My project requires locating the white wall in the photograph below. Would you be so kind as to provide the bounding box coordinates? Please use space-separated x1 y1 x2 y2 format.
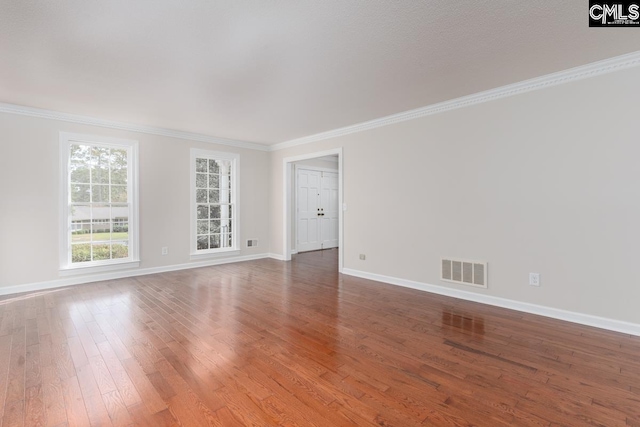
269 66 640 325
0 114 270 288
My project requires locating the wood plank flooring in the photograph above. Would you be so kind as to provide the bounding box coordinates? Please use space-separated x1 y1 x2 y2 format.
1 249 639 426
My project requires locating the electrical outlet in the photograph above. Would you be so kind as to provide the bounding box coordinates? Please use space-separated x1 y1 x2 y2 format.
529 273 540 286
161 247 168 256
359 254 366 260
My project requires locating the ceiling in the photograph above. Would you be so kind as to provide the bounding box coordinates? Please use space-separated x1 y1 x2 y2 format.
1 1 640 146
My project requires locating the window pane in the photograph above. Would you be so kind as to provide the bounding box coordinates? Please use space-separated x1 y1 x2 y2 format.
91 204 110 229
70 144 91 164
220 220 232 233
111 205 128 220
92 222 111 241
70 164 90 184
111 168 127 186
92 167 109 184
208 159 219 174
196 189 207 203
92 185 109 203
209 174 219 188
196 174 207 188
208 190 219 203
71 244 91 263
197 236 209 250
209 234 220 249
71 184 90 202
196 158 208 173
70 205 91 242
210 220 220 233
111 185 127 203
71 224 91 243
113 221 128 241
197 205 208 219
111 243 128 259
91 147 110 184
92 243 111 261
209 205 220 219
197 220 209 235
110 149 128 185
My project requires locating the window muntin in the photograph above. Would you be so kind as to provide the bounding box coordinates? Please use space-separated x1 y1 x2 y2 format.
191 150 238 255
61 133 138 270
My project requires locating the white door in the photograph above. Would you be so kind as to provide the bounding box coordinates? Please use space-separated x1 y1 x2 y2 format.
320 172 339 249
296 168 339 253
296 169 322 252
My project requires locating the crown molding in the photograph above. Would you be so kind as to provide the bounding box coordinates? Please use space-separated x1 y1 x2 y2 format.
270 50 640 151
0 103 271 152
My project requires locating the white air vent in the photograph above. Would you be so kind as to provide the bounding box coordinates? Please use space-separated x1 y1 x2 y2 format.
247 239 258 247
441 258 487 288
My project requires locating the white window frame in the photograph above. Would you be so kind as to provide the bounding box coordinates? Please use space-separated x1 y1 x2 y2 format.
59 132 140 275
190 149 240 259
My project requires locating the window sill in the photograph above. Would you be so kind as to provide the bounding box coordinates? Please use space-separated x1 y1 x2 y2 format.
59 260 140 277
190 249 240 261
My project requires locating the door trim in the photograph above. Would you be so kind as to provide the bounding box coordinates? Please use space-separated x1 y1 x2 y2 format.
282 148 343 272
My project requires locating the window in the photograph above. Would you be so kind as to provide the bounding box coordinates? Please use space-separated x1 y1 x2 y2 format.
191 149 239 257
60 133 139 272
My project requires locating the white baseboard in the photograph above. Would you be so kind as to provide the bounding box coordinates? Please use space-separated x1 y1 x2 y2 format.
342 268 640 337
0 253 270 297
291 250 299 255
268 253 287 261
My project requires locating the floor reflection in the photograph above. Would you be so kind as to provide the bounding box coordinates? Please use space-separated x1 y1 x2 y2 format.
282 249 342 372
441 308 485 336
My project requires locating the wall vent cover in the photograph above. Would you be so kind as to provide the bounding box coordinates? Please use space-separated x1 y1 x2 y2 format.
247 239 258 247
441 258 487 288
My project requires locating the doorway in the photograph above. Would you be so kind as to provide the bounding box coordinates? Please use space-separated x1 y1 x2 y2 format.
282 148 343 272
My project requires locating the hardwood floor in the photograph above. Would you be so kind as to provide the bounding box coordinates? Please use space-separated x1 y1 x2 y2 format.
1 249 639 426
